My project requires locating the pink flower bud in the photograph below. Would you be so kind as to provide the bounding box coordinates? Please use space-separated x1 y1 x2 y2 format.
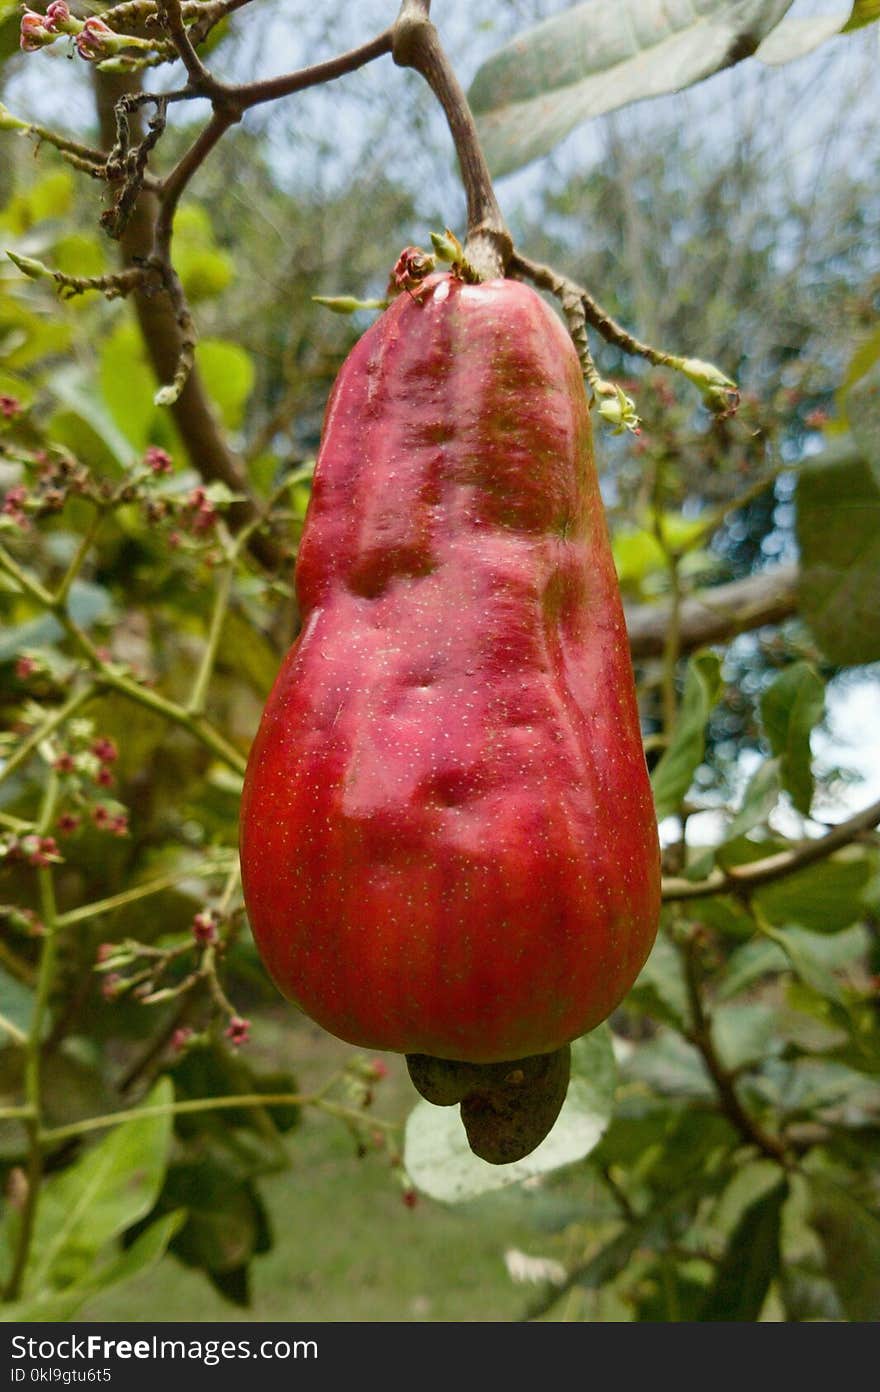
145 446 173 475
15 656 37 681
225 1016 250 1047
92 736 118 764
44 0 73 31
192 910 218 945
75 16 113 59
0 395 22 418
20 11 54 51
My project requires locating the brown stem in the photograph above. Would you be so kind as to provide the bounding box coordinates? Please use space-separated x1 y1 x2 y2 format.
93 72 280 571
155 0 218 93
231 28 394 110
680 934 788 1163
626 564 799 660
512 250 672 368
392 0 511 279
661 794 880 902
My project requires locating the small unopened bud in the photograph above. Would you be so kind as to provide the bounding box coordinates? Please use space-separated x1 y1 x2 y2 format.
312 295 389 315
15 655 38 680
145 446 173 475
225 1016 250 1047
92 736 118 765
675 356 740 418
192 910 218 945
171 1026 194 1054
44 0 78 33
0 103 29 132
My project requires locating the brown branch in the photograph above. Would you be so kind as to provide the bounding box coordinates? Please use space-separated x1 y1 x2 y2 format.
93 71 281 570
626 563 799 660
391 0 511 279
512 250 738 414
154 0 219 93
230 27 394 110
661 795 880 902
680 933 788 1163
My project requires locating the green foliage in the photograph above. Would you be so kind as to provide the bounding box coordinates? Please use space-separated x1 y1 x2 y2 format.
469 0 877 176
760 663 824 815
0 0 878 1327
797 445 880 665
651 651 722 820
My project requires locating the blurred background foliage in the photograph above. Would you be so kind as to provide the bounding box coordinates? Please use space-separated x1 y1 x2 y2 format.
0 0 879 1322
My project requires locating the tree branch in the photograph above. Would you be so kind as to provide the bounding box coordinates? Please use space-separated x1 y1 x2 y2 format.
92 72 281 571
679 931 788 1162
626 564 799 660
392 0 511 279
661 795 880 902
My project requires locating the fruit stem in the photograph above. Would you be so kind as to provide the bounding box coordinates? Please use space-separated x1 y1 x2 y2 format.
392 0 512 279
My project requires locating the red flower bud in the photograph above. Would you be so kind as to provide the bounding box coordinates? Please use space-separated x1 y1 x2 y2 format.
92 736 118 764
145 446 173 475
44 0 72 31
75 16 112 59
0 395 22 418
15 656 37 681
192 910 218 945
225 1016 250 1047
20 11 54 51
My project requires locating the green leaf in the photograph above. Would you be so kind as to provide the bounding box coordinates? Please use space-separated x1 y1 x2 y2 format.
0 1212 183 1324
50 366 139 470
725 757 783 841
720 924 870 1000
700 1179 787 1321
651 651 722 820
622 1030 715 1100
567 1166 732 1298
796 445 880 665
755 849 873 932
806 1177 880 1319
160 1162 270 1276
468 1 795 177
404 1025 616 1202
98 321 160 452
198 339 255 431
23 1076 174 1294
52 233 107 281
627 932 692 1032
0 967 32 1042
686 758 783 881
846 363 880 491
713 1002 782 1072
760 663 824 815
1 172 74 235
842 0 880 32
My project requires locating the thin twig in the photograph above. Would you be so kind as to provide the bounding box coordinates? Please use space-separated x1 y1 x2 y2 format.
661 795 880 901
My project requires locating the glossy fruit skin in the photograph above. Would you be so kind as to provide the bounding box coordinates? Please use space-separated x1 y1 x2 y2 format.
240 273 660 1063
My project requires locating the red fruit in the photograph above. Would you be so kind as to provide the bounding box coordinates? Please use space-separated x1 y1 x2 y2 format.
240 273 660 1065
